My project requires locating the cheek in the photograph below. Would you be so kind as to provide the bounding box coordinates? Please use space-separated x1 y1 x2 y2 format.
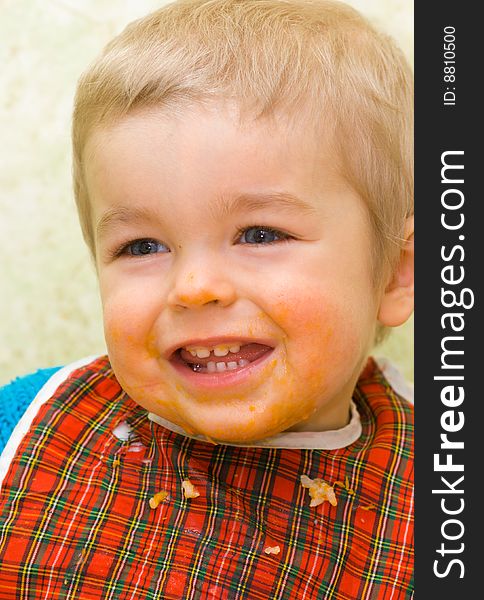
271 289 365 374
103 301 184 422
270 288 342 341
101 287 161 364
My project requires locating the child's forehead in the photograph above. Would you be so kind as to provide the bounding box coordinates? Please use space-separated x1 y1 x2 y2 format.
84 103 348 212
84 100 341 195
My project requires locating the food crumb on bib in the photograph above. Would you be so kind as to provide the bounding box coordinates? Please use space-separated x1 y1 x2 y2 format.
182 479 200 499
264 545 281 555
149 490 168 509
300 474 337 507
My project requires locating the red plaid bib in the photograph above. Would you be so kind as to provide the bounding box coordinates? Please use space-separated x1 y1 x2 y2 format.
0 356 413 599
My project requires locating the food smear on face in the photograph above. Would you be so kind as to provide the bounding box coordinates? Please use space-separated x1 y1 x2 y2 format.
300 474 337 507
182 479 200 499
149 490 168 509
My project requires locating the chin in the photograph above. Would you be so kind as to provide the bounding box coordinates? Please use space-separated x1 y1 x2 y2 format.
189 414 294 445
201 429 274 445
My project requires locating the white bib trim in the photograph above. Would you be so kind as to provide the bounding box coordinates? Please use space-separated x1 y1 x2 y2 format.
149 400 362 450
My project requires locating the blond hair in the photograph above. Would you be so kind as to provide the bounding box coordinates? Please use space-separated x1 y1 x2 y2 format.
73 0 413 286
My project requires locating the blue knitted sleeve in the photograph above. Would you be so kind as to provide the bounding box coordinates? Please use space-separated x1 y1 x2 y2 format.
0 367 62 454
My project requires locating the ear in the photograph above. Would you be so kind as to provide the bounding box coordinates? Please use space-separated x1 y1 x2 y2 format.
377 216 414 327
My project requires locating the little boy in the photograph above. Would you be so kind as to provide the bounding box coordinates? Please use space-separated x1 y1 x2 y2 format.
0 0 414 598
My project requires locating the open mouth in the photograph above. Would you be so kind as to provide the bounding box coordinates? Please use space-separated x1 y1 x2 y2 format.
172 342 274 374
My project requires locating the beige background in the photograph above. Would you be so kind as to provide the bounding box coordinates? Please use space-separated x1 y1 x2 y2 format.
0 0 414 386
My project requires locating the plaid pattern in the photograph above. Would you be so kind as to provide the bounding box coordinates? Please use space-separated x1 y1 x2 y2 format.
0 356 413 599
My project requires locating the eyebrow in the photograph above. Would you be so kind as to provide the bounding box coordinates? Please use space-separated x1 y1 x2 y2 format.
210 192 317 220
96 192 316 239
96 206 159 240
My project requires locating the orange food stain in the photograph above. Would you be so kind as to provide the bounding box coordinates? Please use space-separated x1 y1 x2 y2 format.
144 334 159 358
204 435 218 445
149 490 169 509
333 477 355 496
182 424 197 436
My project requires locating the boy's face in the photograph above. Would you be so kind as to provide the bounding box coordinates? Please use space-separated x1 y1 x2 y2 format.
86 103 380 443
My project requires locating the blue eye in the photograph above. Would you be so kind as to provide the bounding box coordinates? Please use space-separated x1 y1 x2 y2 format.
126 239 169 256
239 227 288 244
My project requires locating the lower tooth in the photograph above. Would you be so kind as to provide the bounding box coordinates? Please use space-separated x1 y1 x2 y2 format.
190 359 250 373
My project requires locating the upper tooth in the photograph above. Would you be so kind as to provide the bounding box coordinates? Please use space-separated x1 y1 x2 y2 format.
187 347 210 358
185 343 243 358
214 345 229 357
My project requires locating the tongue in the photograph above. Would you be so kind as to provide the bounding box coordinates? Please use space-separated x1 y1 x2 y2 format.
179 343 272 366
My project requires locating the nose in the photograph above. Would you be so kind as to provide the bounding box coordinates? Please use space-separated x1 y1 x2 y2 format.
167 257 237 310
